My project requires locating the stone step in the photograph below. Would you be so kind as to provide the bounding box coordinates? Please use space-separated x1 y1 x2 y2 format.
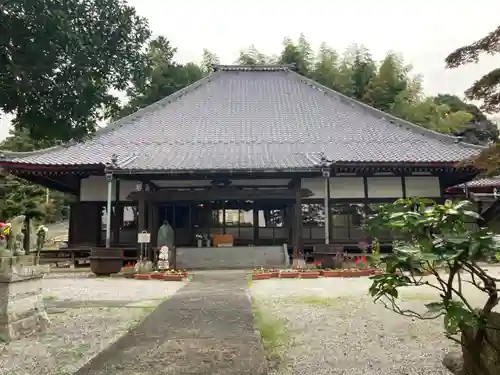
176 245 287 269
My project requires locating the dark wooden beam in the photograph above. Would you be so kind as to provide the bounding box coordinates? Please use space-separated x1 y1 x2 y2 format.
142 179 160 191
127 188 313 202
15 173 78 193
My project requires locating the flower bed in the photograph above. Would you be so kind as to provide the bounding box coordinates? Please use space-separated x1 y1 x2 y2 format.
252 272 272 280
133 273 151 280
279 270 299 279
322 269 374 278
162 270 186 281
163 274 185 281
150 272 165 280
268 268 280 278
299 270 320 279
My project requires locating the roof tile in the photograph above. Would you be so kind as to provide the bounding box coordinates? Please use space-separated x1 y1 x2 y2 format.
2 65 483 171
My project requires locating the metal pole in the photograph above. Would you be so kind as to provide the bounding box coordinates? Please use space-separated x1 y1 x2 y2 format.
105 173 113 248
324 175 330 244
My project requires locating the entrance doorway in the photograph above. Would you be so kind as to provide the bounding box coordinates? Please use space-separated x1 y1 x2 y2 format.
158 203 192 246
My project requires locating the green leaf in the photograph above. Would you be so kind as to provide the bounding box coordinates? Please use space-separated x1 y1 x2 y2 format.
463 210 482 220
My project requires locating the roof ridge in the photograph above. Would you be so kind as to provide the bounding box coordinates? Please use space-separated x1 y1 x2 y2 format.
0 71 221 160
213 64 294 72
287 70 486 151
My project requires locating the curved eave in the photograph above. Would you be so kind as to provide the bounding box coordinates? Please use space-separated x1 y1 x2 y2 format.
0 161 105 173
108 161 480 175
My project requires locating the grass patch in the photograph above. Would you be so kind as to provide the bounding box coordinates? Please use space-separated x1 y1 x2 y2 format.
71 343 89 360
43 295 57 301
286 295 353 307
252 297 288 370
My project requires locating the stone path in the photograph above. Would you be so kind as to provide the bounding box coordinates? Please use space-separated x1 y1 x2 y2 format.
73 271 267 375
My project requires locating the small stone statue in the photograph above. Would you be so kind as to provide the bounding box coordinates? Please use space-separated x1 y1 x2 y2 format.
9 215 26 256
36 225 48 252
0 215 27 257
157 246 170 270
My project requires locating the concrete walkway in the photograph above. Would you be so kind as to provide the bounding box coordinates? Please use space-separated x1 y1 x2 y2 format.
73 271 267 375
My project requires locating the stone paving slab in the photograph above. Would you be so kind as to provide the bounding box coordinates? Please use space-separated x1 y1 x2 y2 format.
73 271 267 375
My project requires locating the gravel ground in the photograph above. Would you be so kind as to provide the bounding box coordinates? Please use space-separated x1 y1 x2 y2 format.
251 269 500 375
0 276 187 375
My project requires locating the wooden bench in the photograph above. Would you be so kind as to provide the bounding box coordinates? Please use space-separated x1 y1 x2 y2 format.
38 247 91 267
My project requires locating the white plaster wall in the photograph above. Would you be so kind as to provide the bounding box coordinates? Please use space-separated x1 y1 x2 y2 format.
80 176 140 201
80 176 108 201
302 177 364 199
367 176 403 198
301 178 325 199
330 177 364 199
405 176 441 198
80 175 442 202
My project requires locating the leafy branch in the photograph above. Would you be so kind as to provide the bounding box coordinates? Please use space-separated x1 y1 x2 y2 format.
366 198 500 375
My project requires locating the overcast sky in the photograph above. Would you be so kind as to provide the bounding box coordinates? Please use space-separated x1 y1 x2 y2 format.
1 0 499 140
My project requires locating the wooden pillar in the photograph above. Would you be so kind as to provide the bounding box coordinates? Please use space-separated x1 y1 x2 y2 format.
147 201 154 260
252 204 259 244
112 179 120 245
292 188 303 268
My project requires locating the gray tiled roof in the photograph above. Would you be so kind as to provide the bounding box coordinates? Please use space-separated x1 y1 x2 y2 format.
1 65 483 171
455 177 500 189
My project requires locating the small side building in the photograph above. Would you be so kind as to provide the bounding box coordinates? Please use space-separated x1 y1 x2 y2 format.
0 65 483 268
446 177 500 232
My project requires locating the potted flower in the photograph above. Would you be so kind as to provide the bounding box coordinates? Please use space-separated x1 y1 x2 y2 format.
134 273 151 280
163 269 185 281
252 268 272 280
298 268 320 279
340 268 372 277
279 269 299 279
268 268 280 278
150 270 165 280
134 261 153 280
122 264 136 279
322 268 342 277
196 234 203 248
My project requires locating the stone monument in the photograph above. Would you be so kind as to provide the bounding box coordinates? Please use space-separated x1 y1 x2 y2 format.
0 215 50 342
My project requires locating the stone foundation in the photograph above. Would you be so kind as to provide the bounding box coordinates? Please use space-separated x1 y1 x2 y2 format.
0 262 50 342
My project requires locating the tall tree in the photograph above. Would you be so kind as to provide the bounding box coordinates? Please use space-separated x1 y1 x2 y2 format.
350 45 376 101
446 25 500 113
0 0 151 142
200 49 220 75
0 129 72 224
279 34 313 76
311 43 339 88
433 94 498 144
445 25 500 174
236 45 270 65
363 52 408 112
117 37 203 118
